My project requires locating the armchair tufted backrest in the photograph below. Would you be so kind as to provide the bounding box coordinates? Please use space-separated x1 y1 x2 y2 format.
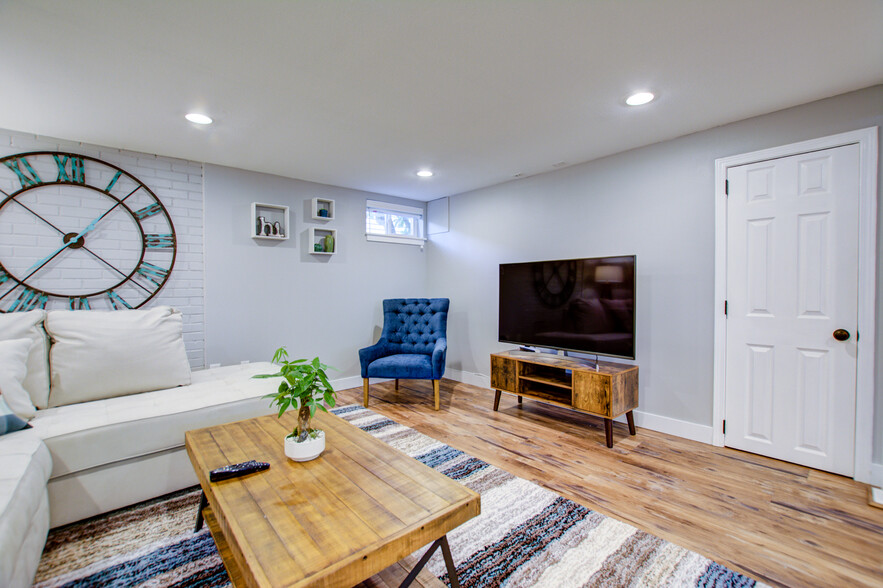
381 298 449 355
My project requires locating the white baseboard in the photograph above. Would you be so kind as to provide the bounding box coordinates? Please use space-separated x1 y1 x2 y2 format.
444 369 714 445
446 369 490 389
332 375 365 392
870 462 883 488
626 411 714 444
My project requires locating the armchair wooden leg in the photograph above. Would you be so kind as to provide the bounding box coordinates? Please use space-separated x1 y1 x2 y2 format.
395 378 399 391
363 379 369 408
433 380 440 411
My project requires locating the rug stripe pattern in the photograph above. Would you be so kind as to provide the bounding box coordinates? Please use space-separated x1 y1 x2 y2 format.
33 405 766 587
34 487 228 588
334 406 766 588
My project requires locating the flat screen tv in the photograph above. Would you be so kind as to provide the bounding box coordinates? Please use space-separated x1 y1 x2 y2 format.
499 255 636 359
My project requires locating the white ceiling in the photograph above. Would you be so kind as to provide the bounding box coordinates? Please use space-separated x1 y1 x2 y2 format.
1 1 881 201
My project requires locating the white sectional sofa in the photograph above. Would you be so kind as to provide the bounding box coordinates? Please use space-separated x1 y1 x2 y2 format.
0 306 279 587
0 428 51 588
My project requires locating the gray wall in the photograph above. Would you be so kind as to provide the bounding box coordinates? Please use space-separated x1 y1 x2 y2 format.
203 164 427 378
427 86 883 458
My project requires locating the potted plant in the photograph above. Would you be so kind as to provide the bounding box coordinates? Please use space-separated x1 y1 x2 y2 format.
254 347 337 461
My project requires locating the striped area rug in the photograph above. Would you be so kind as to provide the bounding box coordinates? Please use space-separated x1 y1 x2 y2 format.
34 405 765 587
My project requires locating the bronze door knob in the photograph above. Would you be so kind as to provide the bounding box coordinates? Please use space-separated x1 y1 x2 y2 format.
832 329 850 341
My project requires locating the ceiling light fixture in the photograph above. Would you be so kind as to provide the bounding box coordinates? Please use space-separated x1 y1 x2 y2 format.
185 113 213 125
625 92 655 106
416 170 433 178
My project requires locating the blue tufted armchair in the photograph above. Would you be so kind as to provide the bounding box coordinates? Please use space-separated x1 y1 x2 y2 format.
359 298 449 410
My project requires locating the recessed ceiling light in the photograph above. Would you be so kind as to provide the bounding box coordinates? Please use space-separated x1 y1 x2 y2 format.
185 113 213 125
625 92 655 106
416 170 433 177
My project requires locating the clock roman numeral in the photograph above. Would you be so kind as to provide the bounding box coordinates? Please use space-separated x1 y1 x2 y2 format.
104 170 122 194
144 233 175 248
8 288 48 312
107 290 132 309
69 297 91 310
53 154 86 184
134 203 162 220
136 262 169 286
3 156 43 189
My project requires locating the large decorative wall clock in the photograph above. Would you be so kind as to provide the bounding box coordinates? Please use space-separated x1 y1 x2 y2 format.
0 151 176 312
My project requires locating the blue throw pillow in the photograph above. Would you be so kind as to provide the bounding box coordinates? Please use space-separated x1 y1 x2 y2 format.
0 396 30 436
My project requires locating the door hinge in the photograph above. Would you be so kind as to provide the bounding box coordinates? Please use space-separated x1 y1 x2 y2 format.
725 179 729 195
724 300 728 316
723 420 726 434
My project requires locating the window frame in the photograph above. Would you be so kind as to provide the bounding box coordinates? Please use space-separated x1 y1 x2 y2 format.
365 199 426 246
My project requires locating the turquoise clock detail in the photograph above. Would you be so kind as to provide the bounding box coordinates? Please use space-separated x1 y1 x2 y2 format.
0 151 177 312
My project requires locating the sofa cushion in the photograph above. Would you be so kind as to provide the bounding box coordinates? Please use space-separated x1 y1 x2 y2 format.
0 338 37 420
45 306 192 408
0 428 52 587
0 310 50 409
32 362 278 478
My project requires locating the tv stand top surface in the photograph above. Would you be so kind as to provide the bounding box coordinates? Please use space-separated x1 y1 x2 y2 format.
493 349 637 376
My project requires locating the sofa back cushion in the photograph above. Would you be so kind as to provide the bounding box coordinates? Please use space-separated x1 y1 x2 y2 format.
0 310 50 409
0 338 37 419
45 306 192 407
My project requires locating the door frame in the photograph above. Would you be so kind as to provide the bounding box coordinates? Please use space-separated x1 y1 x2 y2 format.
712 127 878 483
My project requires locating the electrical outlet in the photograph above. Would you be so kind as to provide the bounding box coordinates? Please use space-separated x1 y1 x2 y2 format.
209 363 220 369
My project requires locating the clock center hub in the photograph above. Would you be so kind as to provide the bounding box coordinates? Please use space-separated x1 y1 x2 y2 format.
63 232 86 249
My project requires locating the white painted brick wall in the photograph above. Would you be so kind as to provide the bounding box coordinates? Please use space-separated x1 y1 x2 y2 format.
0 129 206 368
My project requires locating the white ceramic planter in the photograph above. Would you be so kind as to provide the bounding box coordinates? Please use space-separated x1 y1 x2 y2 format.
284 430 325 462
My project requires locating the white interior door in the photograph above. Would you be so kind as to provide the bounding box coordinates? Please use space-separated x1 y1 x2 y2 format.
725 144 859 476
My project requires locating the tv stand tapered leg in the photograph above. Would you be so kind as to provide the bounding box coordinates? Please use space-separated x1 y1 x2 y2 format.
626 411 636 436
493 390 501 411
604 419 613 448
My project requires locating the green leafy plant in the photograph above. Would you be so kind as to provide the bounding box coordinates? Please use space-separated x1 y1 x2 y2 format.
253 347 336 442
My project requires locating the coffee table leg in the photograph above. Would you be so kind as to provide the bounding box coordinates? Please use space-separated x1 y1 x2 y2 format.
194 491 208 532
399 535 460 588
438 535 460 588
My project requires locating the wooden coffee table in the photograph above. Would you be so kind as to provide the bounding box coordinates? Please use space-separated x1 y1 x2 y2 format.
185 410 480 588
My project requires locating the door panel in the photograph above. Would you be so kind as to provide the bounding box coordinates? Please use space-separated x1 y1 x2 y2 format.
725 144 859 476
746 218 774 316
797 212 828 316
795 347 828 454
746 344 774 442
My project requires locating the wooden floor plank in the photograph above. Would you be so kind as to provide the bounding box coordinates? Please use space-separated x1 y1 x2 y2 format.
343 378 883 588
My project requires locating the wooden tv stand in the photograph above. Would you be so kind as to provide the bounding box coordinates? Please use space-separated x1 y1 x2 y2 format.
490 350 639 447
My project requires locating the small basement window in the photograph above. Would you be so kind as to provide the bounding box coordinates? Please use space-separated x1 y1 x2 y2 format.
366 200 426 246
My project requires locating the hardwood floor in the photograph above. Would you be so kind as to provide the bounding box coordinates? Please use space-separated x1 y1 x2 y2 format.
343 378 883 588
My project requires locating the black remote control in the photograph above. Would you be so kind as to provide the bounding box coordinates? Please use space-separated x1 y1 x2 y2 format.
209 460 270 482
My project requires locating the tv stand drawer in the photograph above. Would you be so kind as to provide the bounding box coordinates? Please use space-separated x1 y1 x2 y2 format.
490 355 517 392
